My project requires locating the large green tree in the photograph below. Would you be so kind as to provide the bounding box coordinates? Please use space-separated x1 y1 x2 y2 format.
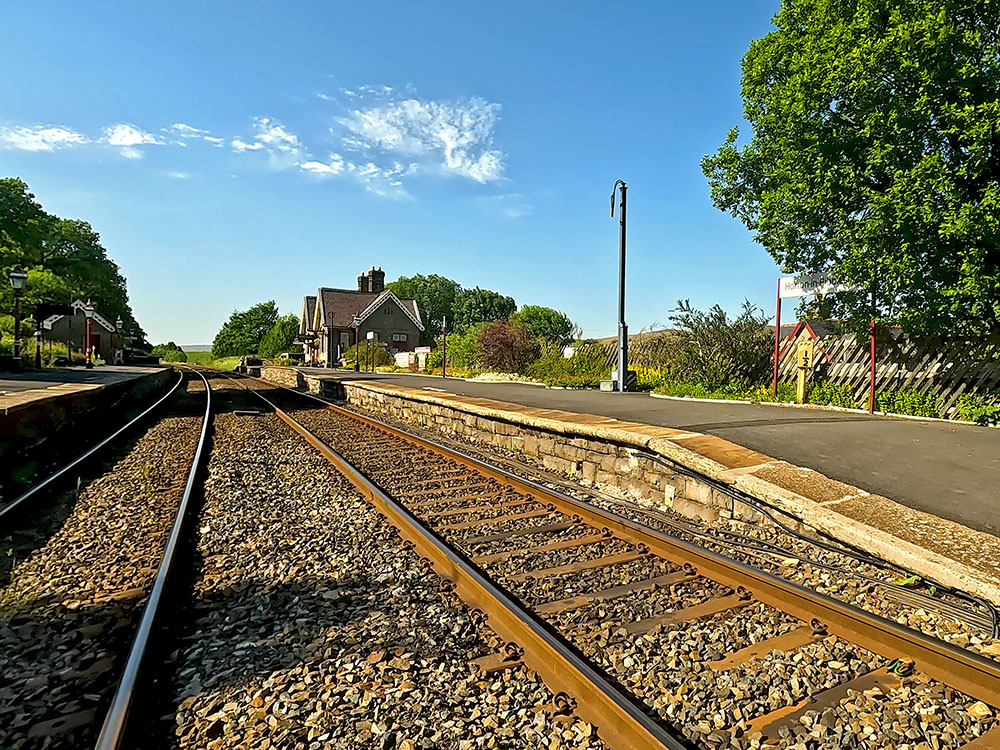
385 273 463 338
1 178 143 338
259 314 302 358
702 0 1000 336
212 301 280 357
511 305 578 343
453 287 517 332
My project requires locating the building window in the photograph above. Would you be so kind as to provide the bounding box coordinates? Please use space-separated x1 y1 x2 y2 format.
392 333 407 343
385 305 393 314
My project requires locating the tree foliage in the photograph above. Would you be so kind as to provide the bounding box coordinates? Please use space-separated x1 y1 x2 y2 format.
258 314 302 358
386 274 462 338
478 320 536 373
453 287 517 332
152 342 187 362
703 0 1000 336
212 301 279 357
511 305 578 343
0 178 143 338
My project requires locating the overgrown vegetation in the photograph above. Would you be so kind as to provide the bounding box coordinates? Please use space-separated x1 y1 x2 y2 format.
259 314 301 359
807 381 857 409
957 393 1000 426
875 390 941 419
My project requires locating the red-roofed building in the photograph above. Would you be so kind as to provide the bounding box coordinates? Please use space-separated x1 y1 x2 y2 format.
298 266 424 366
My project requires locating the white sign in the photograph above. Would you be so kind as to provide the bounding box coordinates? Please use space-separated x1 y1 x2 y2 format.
778 273 855 299
366 331 376 340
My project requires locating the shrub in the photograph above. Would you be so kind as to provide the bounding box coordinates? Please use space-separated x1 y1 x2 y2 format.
633 366 668 391
875 389 941 418
153 342 187 362
546 373 604 389
807 381 857 409
957 393 1000 426
526 341 610 387
428 323 486 372
668 299 772 389
344 343 393 368
479 320 536 373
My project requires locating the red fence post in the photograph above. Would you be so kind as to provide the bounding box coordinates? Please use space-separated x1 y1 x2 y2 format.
773 278 782 396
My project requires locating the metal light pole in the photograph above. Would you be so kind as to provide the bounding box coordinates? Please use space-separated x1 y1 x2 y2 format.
35 328 42 368
610 180 629 392
353 318 361 372
326 312 335 368
8 264 27 363
441 316 447 378
84 299 95 368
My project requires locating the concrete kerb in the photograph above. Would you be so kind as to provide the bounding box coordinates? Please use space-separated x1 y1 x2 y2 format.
263 370 1000 607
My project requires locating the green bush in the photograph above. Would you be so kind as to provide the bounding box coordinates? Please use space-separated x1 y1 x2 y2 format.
957 394 1000 426
526 342 609 387
545 373 605 389
652 380 795 402
807 381 857 408
875 389 941 418
344 342 394 368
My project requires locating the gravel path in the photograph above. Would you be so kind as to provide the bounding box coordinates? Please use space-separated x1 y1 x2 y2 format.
155 401 606 749
0 379 203 749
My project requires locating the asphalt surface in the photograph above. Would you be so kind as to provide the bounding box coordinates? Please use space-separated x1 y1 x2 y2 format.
304 369 1000 537
0 366 160 394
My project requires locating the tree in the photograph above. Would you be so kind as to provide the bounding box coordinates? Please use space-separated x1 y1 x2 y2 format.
1 178 144 337
511 305 578 343
702 1 1000 337
259 314 301 358
478 320 536 373
453 287 517 332
212 301 279 357
386 274 463 338
152 342 186 362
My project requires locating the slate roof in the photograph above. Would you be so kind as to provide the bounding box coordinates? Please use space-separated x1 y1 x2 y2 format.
300 295 317 334
311 288 423 331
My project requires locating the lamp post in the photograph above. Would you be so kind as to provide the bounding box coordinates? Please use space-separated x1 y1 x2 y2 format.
8 264 27 363
35 328 42 368
84 299 95 368
326 311 335 368
610 180 629 392
114 315 124 365
366 331 377 372
353 318 361 372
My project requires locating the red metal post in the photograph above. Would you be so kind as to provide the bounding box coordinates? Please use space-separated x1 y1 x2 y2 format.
772 278 781 395
441 316 447 378
868 315 876 414
85 316 92 366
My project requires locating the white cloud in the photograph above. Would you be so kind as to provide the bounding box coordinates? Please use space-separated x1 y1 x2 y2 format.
336 94 504 183
166 171 190 179
484 193 532 219
0 125 87 151
103 123 164 158
170 122 209 137
231 117 303 167
203 136 224 146
300 153 346 176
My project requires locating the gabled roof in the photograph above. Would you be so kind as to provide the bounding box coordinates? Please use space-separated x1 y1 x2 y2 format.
311 287 423 331
300 295 317 335
41 299 117 333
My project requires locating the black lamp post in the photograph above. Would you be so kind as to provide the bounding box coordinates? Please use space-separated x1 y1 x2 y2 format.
84 299 95 368
8 264 27 362
610 180 629 392
326 311 335 368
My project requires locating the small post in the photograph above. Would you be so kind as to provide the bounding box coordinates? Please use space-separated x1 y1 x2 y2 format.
868 290 876 414
326 312 335 369
610 180 629 392
35 327 42 368
441 316 447 378
773 278 782 395
353 322 360 372
8 264 27 365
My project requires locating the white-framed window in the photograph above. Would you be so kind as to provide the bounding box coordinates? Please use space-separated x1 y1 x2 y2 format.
391 333 407 343
385 305 394 314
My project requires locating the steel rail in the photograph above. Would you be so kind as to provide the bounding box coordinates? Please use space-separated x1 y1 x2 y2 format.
94 368 213 750
253 377 1000 711
226 374 688 750
0 369 185 526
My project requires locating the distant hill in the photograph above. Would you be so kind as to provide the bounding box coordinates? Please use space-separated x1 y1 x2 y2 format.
180 344 212 352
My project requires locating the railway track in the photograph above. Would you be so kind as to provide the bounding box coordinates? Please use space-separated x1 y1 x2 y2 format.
0 368 212 750
219 370 1000 750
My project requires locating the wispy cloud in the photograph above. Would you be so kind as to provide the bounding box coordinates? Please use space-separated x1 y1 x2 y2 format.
166 171 190 179
0 125 87 152
230 117 303 167
103 123 164 159
336 94 504 183
300 153 346 176
482 193 533 219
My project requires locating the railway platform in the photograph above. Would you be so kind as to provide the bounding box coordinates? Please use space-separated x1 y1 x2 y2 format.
0 365 165 415
286 367 1000 605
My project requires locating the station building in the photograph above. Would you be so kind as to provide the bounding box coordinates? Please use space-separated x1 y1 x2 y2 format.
298 266 424 367
40 299 120 360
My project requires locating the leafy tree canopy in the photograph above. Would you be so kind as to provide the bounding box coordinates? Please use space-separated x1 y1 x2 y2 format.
0 178 144 339
702 0 1000 336
259 314 302 358
212 301 279 357
453 287 517 332
385 274 462 338
511 305 578 343
152 342 186 362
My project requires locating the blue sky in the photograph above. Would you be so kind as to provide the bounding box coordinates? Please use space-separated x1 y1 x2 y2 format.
1 1 781 345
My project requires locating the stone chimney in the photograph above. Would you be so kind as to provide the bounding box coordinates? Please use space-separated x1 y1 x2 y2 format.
358 265 385 293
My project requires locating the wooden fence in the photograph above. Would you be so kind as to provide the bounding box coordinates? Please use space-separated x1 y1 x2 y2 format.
777 330 1000 419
